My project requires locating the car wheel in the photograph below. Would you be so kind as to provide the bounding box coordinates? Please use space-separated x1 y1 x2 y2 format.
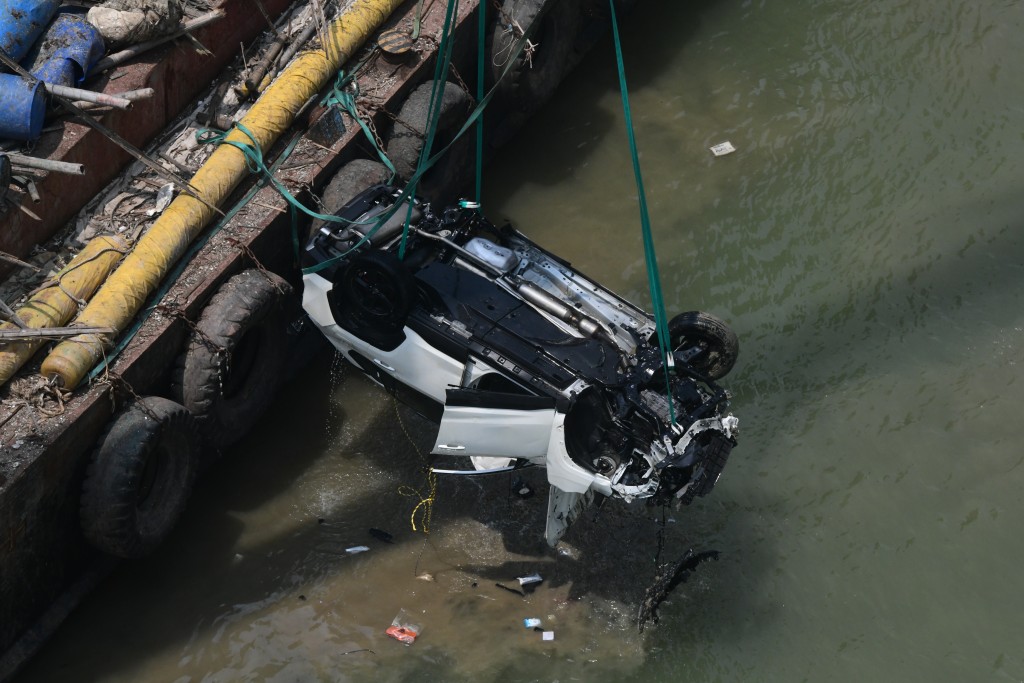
338 250 416 330
666 311 739 380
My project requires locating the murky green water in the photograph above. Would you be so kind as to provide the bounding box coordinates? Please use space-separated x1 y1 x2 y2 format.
16 0 1024 681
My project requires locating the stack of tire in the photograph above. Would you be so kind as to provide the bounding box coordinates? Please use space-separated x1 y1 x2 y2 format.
78 0 589 561
321 0 587 213
80 270 293 558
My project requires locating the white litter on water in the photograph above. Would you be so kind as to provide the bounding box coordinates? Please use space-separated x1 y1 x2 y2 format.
709 141 736 156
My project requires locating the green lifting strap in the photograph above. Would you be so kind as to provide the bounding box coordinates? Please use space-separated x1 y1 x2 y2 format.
608 0 677 424
475 0 486 206
398 0 461 260
302 2 533 276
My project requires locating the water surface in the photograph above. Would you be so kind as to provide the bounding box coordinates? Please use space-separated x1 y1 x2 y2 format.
16 0 1024 681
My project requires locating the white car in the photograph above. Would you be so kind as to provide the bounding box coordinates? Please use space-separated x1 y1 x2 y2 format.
301 185 739 545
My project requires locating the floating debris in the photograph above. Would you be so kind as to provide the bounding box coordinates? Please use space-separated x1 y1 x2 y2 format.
495 582 525 597
637 549 719 632
523 617 541 629
385 609 421 645
709 141 736 157
517 573 542 587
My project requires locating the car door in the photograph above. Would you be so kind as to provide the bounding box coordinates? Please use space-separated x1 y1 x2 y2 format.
431 388 557 461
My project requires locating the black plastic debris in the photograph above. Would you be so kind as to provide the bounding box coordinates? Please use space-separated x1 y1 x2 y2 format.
495 582 526 597
369 528 394 543
637 549 719 632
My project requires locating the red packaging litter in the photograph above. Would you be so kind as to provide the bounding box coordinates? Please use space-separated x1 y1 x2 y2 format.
385 609 421 644
385 625 419 644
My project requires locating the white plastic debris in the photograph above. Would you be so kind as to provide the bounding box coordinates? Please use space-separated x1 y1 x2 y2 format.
146 183 174 216
517 573 543 586
709 141 736 157
523 618 541 628
542 631 554 641
345 545 369 555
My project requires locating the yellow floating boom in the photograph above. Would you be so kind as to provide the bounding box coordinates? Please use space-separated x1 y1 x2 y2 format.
41 0 405 389
0 235 127 385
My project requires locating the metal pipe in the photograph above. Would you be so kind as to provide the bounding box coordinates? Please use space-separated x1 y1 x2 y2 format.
42 0 407 389
90 9 226 73
44 83 132 110
7 154 85 175
74 88 155 111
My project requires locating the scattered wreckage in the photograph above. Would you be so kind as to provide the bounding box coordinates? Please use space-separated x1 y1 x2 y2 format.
301 184 740 545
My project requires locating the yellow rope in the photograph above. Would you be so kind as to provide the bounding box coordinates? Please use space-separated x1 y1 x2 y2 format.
393 396 437 534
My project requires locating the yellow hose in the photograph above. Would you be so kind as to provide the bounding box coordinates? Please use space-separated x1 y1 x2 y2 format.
41 0 405 389
0 235 128 385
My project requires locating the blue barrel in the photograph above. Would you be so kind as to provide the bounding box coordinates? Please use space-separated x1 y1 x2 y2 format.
0 74 45 141
0 0 61 62
22 10 105 86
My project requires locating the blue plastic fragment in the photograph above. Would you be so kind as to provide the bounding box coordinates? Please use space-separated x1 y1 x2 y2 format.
21 10 105 86
0 0 61 62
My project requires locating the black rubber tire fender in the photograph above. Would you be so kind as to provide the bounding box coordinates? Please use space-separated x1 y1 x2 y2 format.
80 396 201 559
678 430 733 505
308 158 390 243
172 269 292 448
666 311 739 380
386 80 472 200
490 0 583 105
334 249 416 331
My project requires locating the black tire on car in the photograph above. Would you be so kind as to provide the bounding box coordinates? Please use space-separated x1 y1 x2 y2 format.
337 249 416 330
308 158 391 243
172 269 292 449
490 0 583 106
80 396 201 559
666 311 739 380
386 80 472 200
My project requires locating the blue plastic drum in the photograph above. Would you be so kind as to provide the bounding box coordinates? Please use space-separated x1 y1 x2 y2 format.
0 0 61 62
22 10 106 86
0 74 45 141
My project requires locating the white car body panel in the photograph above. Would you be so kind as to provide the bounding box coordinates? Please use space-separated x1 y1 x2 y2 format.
432 405 556 460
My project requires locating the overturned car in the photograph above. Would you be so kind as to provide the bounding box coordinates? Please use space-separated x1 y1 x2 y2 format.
301 185 739 545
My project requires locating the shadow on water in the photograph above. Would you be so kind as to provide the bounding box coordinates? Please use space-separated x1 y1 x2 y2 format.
485 0 718 197
16 334 778 682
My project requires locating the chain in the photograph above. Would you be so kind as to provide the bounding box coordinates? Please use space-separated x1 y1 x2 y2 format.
359 99 424 139
448 63 474 103
154 303 221 353
222 237 289 297
93 370 162 422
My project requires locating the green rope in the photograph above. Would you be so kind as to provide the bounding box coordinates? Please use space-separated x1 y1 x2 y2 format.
608 0 676 424
475 0 486 206
86 128 308 384
411 0 425 40
398 0 461 260
321 70 398 180
302 6 535 276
